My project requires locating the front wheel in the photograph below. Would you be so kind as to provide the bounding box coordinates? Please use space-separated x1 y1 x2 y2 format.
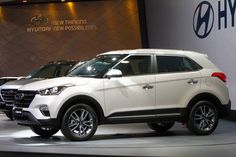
61 104 98 141
187 101 219 135
31 126 59 138
147 122 175 133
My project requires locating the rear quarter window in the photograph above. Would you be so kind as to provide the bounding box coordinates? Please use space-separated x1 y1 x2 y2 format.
156 56 202 73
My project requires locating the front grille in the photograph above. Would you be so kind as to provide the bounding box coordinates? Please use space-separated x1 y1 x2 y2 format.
1 89 18 103
15 91 37 108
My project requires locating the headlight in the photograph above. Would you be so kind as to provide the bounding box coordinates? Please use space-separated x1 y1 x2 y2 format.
38 84 75 96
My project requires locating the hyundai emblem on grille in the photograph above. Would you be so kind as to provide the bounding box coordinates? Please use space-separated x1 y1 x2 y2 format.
15 93 24 100
8 90 14 95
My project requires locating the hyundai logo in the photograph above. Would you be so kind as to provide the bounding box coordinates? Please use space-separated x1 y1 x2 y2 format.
8 90 14 95
31 14 49 26
193 1 214 38
15 93 24 101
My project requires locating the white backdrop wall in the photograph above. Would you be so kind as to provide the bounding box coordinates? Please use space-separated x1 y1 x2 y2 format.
145 0 236 110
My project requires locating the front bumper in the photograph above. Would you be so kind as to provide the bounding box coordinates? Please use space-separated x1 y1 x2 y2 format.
13 109 59 127
0 101 13 112
12 94 64 127
219 100 231 118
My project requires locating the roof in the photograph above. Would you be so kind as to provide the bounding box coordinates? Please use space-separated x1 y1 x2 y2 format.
100 49 205 57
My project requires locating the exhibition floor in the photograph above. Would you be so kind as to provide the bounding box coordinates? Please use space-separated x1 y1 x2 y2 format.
0 114 236 157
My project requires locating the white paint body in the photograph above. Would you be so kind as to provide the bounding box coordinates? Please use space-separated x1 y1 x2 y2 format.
6 49 229 120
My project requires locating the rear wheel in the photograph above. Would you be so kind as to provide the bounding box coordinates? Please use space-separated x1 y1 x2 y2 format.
61 104 98 141
147 122 175 133
31 126 59 138
187 101 219 135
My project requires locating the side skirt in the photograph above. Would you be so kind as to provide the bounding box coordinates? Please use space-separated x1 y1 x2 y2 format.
102 108 186 124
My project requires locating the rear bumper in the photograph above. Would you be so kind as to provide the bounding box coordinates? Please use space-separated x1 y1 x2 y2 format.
219 100 231 118
13 110 59 127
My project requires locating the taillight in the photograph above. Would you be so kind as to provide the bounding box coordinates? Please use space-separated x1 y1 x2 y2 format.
211 72 227 82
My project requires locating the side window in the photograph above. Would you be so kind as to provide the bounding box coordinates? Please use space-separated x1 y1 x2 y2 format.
58 65 73 77
183 57 202 71
156 56 202 73
32 65 57 78
114 55 152 76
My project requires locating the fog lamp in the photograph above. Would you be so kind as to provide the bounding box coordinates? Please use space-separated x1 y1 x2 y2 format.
39 105 50 117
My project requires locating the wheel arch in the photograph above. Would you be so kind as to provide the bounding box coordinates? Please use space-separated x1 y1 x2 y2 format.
57 95 105 125
185 93 222 120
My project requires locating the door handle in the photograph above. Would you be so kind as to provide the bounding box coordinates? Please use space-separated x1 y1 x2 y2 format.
188 79 198 85
143 84 154 90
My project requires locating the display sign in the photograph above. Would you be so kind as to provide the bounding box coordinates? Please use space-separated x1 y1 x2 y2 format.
145 0 236 110
0 0 142 76
27 15 97 33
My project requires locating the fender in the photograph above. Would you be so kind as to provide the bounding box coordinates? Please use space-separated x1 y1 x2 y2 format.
57 95 105 124
185 92 222 119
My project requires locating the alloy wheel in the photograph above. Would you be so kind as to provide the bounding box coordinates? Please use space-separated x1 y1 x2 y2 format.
194 104 216 131
68 109 94 137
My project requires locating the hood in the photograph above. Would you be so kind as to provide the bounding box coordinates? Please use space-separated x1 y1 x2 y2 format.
1 78 43 90
0 77 21 79
19 77 90 91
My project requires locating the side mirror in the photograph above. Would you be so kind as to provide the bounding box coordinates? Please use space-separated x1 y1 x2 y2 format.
106 69 122 79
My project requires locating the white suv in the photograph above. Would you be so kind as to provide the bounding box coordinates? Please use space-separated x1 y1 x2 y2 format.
11 49 230 141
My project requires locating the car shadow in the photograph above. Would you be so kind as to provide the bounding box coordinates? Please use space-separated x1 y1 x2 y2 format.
13 130 191 144
10 120 236 144
91 131 182 141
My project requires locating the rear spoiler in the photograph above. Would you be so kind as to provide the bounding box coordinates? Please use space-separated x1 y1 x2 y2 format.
203 54 208 58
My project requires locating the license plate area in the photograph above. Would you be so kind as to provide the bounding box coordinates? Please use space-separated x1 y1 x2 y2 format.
14 108 23 117
6 103 14 107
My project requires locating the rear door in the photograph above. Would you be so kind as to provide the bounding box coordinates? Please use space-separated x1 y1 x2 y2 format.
155 55 202 109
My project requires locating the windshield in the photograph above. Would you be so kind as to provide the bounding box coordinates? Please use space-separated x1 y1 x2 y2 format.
26 64 57 79
68 54 126 78
68 61 87 74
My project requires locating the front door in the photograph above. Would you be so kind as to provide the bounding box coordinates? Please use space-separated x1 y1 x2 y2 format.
104 55 156 117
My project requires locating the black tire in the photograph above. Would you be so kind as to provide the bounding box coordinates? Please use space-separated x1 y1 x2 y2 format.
61 104 98 141
147 122 175 133
187 101 219 135
4 111 13 120
31 126 59 138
